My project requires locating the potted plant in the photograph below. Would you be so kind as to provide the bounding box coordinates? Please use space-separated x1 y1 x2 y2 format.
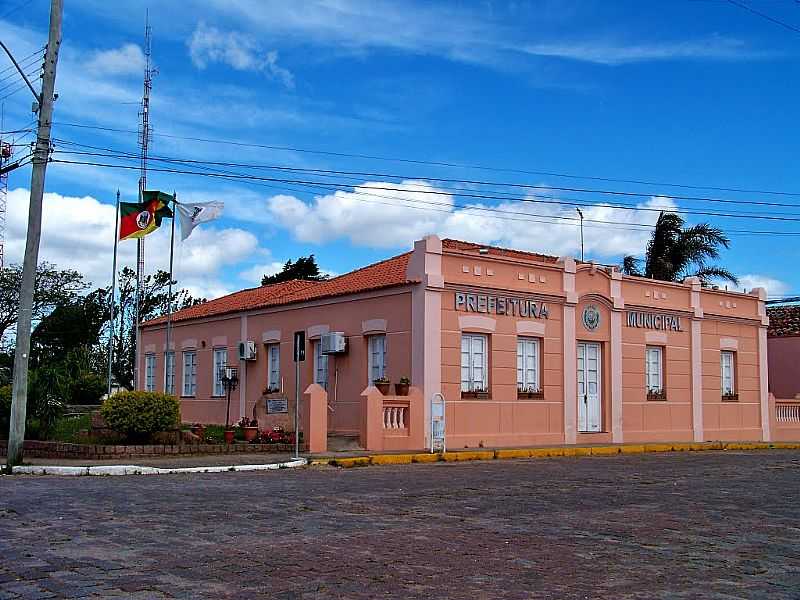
223 428 235 444
395 377 410 396
517 386 544 400
647 388 667 401
722 392 739 402
263 385 280 395
239 416 259 442
374 376 391 395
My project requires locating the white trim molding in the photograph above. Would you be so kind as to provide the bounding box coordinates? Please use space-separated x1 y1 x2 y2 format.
458 315 496 333
261 330 281 344
362 319 388 335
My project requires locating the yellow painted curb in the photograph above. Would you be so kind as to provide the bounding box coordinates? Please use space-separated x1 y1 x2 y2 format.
323 439 800 469
591 446 621 456
644 443 675 453
370 454 414 465
411 453 441 463
443 450 495 462
333 457 371 468
494 448 532 460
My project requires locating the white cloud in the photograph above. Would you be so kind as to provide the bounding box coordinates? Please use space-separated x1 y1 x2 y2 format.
84 43 145 76
519 36 762 65
734 274 790 299
239 261 286 285
188 22 295 89
6 188 263 300
265 180 674 258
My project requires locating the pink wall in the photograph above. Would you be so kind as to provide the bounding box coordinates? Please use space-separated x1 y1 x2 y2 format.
141 234 774 450
768 336 800 399
141 289 413 433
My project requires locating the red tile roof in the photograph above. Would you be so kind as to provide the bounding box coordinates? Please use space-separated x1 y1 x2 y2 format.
767 305 800 337
144 252 414 326
442 238 559 264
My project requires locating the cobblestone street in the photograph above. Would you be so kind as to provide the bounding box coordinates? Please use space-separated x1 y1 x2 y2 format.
1 451 799 599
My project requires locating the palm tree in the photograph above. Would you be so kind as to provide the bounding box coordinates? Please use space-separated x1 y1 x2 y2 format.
621 212 738 285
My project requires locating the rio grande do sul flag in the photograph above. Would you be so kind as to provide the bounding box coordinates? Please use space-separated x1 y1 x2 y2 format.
118 191 174 241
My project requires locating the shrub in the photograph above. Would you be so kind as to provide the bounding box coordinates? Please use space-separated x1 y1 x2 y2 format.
69 372 106 405
100 391 180 442
0 385 10 436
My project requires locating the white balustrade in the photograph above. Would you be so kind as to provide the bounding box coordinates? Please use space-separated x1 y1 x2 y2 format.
776 403 800 424
383 404 407 430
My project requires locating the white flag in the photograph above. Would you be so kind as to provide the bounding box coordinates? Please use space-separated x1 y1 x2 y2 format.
176 201 224 241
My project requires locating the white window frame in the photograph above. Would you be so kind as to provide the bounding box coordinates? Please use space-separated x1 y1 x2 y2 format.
182 350 197 397
461 333 488 393
721 350 735 395
368 334 387 384
267 343 280 392
212 348 227 397
164 351 175 395
516 337 540 391
645 346 663 393
313 340 328 390
145 353 156 392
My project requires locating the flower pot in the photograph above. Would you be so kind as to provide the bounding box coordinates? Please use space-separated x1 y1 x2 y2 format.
375 382 390 395
224 429 235 444
395 382 410 396
243 426 259 442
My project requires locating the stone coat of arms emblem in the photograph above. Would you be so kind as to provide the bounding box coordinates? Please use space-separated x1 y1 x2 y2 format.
582 305 600 331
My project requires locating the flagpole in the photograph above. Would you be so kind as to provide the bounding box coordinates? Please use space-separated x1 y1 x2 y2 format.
106 190 120 397
164 192 176 392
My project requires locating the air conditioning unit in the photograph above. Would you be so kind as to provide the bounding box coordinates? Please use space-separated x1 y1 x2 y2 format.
321 332 347 355
238 341 257 361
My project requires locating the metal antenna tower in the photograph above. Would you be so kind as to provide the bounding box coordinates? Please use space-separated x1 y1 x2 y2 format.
0 103 9 270
133 15 155 390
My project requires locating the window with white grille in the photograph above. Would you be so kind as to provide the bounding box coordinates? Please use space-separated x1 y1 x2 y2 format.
182 351 197 397
164 351 175 395
461 333 488 392
646 346 663 392
267 344 280 392
314 340 328 390
368 334 387 384
213 348 227 397
721 351 735 395
516 337 540 391
145 354 156 392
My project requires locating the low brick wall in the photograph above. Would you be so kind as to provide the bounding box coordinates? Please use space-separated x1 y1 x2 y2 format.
0 440 295 460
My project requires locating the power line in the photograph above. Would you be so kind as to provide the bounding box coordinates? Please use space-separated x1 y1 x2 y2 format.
49 149 800 222
48 156 800 233
51 120 800 198
50 139 800 212
726 0 800 33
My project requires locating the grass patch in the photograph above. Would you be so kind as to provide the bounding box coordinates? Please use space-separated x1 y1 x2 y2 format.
202 424 244 443
48 413 92 443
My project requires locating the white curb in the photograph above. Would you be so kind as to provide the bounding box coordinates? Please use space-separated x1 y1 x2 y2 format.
10 458 307 476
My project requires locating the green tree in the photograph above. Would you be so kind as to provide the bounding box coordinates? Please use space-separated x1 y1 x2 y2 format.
111 267 204 390
261 255 327 285
0 263 87 342
622 212 738 284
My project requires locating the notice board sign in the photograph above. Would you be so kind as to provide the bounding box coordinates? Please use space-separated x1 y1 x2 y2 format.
267 398 289 414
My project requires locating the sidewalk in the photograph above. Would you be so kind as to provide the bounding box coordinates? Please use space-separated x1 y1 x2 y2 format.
12 439 800 473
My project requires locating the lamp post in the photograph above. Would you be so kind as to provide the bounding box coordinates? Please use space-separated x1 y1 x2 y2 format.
220 366 239 436
576 208 584 262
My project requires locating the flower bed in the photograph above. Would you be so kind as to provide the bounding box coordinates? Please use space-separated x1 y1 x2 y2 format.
0 439 295 460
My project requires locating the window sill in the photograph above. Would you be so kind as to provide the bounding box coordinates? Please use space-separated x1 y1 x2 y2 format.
721 393 739 402
647 391 668 401
517 391 544 400
461 392 491 400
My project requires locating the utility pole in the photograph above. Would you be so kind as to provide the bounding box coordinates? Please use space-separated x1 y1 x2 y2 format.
576 208 584 262
6 0 63 470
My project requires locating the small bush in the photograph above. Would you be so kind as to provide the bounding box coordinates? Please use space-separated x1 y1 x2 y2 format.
100 391 180 442
69 372 106 405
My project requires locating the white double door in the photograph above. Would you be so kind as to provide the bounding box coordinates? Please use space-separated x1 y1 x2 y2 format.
577 342 602 433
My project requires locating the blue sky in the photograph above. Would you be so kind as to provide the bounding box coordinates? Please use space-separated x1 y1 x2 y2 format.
2 0 799 299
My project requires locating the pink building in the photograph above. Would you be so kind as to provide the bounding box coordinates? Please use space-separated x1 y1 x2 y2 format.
767 305 800 398
141 236 790 450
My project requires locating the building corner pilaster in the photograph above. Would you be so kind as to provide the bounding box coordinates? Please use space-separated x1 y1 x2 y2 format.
560 256 578 444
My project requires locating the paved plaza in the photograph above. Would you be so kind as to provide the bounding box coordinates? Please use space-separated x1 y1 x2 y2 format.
1 450 799 599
